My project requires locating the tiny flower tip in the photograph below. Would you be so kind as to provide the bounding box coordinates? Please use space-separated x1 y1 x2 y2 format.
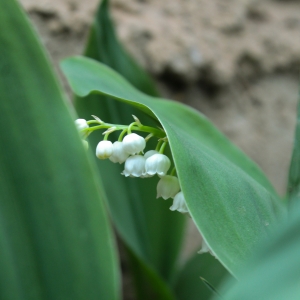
103 126 117 135
132 115 141 124
92 115 104 124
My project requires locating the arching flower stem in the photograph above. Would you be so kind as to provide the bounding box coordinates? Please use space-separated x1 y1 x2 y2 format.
128 122 139 134
170 167 177 176
118 129 128 142
103 132 110 141
155 140 163 151
86 122 165 138
159 141 168 154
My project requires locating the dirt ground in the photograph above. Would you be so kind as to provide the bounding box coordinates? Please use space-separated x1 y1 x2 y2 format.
20 0 300 293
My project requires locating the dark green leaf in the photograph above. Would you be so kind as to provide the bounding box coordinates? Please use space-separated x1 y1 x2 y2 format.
0 1 119 299
61 57 287 276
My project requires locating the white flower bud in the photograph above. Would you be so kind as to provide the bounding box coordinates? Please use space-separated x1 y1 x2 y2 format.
170 191 189 214
122 155 146 177
96 140 113 159
122 133 146 155
157 176 180 199
109 141 129 164
75 119 89 131
144 154 171 176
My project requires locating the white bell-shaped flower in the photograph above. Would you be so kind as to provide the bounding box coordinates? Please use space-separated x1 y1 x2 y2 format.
157 175 180 199
144 154 171 176
122 155 146 177
170 191 189 213
144 150 159 159
96 140 113 159
109 141 129 164
122 133 146 155
75 119 89 131
140 150 159 178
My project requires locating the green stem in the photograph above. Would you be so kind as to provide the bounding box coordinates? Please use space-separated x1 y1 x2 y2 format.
87 122 165 138
103 132 110 141
159 141 168 154
155 140 163 151
128 122 138 134
170 167 176 176
118 129 128 142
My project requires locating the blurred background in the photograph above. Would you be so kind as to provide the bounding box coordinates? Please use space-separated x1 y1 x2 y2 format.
19 0 300 295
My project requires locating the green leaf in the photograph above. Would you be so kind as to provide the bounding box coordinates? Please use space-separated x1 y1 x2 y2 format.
173 254 230 300
287 95 300 204
75 1 185 298
219 200 300 300
0 1 119 299
61 56 287 277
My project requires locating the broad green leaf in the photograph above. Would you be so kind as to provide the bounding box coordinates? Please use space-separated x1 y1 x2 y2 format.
173 254 230 300
61 56 287 277
287 95 300 204
0 1 119 299
75 0 185 297
219 200 300 300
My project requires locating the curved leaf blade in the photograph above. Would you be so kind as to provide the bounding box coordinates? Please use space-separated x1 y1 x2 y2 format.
219 200 300 300
0 1 119 299
61 56 286 276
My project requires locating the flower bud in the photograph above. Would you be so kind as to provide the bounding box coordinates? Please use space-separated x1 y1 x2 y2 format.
122 133 146 155
96 140 113 159
170 191 189 214
144 154 171 176
122 155 146 177
75 119 89 131
109 141 129 164
157 176 180 199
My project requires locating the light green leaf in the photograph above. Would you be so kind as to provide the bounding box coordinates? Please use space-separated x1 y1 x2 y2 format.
75 1 185 298
61 56 287 277
219 200 300 300
0 1 119 299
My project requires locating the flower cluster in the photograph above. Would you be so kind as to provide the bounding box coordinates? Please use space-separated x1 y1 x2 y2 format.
75 115 189 214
